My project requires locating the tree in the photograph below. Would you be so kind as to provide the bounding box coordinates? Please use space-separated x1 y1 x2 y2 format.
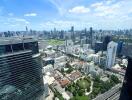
65 87 68 91
61 68 64 73
87 87 90 92
73 90 76 96
110 75 120 84
92 88 100 96
78 89 83 96
94 76 100 83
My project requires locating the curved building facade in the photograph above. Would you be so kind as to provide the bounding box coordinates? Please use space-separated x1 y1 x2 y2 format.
0 38 44 100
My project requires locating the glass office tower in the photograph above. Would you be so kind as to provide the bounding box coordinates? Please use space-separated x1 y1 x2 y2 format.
0 37 44 100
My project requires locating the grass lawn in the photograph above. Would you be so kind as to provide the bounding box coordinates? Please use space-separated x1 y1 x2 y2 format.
71 95 89 100
78 79 90 89
48 39 64 45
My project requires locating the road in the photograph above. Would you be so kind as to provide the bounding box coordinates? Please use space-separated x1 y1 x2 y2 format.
107 91 120 100
93 84 122 100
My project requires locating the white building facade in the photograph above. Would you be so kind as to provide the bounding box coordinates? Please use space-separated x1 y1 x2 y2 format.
106 41 118 69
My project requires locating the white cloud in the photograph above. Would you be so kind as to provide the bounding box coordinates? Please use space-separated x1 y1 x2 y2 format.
48 0 70 16
40 20 75 29
91 2 103 8
0 17 30 31
8 13 14 16
91 1 121 17
40 20 95 30
8 18 30 24
105 0 115 5
24 13 37 17
48 0 89 15
69 6 90 14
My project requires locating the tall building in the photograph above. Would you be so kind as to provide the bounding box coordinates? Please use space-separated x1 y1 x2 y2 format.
0 37 44 100
121 43 132 58
106 41 118 69
26 26 28 32
89 27 93 47
71 26 75 42
117 41 123 57
103 35 111 51
84 28 87 36
95 41 103 53
119 57 132 100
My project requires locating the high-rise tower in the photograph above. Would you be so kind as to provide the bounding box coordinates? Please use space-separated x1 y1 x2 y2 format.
103 35 111 51
106 41 118 69
0 37 44 100
71 26 75 42
89 27 93 47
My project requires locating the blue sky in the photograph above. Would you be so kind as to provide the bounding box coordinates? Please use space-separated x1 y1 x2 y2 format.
0 0 132 31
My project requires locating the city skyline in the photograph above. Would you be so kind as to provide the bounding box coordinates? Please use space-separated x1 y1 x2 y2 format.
0 0 132 31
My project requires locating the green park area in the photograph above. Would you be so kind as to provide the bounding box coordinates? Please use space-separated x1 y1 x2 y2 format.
78 78 91 89
65 77 91 100
51 74 120 100
48 39 64 45
71 95 90 100
65 75 120 100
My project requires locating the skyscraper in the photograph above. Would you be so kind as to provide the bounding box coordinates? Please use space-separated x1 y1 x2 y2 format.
89 27 93 47
95 41 103 53
26 26 28 32
0 37 44 100
71 26 75 42
103 35 111 51
117 41 123 57
106 41 118 69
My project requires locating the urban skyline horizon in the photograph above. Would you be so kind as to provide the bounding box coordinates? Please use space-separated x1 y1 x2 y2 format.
1 26 132 32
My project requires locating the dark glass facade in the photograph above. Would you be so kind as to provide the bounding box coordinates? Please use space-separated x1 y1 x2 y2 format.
117 41 123 57
95 42 103 53
119 57 132 100
103 36 111 51
0 40 44 100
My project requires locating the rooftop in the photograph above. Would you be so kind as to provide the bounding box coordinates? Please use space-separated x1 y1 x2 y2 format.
0 37 37 45
68 71 82 81
59 79 70 87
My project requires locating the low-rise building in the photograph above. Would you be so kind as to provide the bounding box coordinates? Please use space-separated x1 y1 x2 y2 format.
44 47 56 58
87 54 100 64
59 79 70 88
43 64 54 74
90 67 103 77
44 72 55 85
67 71 82 81
62 92 71 100
43 57 54 66
54 56 67 69
82 61 103 77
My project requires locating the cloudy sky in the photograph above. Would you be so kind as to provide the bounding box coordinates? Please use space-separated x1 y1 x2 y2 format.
0 0 132 31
